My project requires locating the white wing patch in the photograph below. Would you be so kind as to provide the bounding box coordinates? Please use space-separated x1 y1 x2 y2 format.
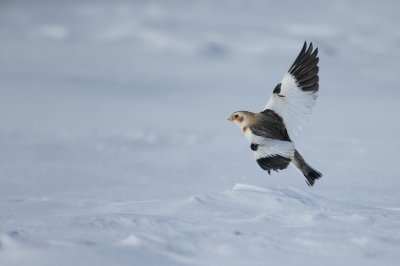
250 134 295 160
265 73 318 141
264 42 319 141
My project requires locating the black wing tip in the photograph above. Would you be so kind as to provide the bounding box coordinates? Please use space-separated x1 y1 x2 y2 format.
300 41 307 53
289 41 319 70
303 41 317 51
288 41 319 92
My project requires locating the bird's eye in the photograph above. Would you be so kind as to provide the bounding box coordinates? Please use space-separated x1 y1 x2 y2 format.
234 115 239 119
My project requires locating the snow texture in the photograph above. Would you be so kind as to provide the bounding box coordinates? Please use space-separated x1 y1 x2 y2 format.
1 0 400 265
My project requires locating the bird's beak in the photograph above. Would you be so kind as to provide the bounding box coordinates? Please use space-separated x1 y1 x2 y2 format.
227 115 234 121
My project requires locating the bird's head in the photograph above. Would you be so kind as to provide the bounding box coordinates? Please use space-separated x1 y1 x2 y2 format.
227 111 253 128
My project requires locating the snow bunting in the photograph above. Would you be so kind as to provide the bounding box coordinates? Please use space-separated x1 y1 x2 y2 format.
228 42 322 186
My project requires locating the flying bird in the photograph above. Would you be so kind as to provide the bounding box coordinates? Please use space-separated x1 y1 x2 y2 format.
228 42 322 186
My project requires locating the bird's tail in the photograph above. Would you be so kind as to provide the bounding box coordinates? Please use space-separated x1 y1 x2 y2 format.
293 150 322 186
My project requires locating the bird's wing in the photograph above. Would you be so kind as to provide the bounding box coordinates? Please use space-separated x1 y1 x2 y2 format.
250 109 290 141
264 42 319 141
251 135 295 174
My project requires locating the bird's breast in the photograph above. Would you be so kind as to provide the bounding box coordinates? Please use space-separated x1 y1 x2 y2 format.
244 127 255 143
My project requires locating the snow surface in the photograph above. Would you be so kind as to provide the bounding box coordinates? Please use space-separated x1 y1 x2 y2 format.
1 0 400 265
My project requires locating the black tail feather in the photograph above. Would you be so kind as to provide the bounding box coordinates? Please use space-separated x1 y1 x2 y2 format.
304 168 322 186
294 150 322 186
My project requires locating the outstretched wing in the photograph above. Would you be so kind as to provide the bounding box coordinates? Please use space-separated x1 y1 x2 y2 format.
264 42 319 141
250 134 295 174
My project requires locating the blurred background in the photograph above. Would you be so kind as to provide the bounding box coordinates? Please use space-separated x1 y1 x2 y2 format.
0 1 400 264
1 0 400 201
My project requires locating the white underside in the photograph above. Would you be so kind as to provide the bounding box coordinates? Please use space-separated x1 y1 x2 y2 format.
265 73 318 141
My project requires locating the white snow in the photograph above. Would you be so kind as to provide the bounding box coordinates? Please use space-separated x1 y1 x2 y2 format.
1 0 400 265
